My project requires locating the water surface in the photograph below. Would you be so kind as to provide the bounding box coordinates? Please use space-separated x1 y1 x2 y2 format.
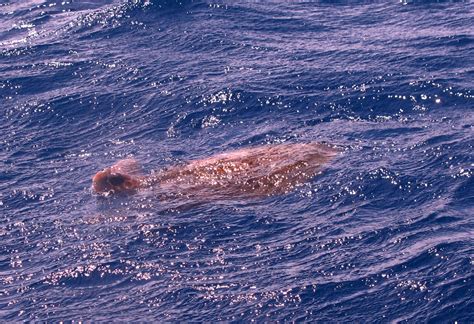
0 0 473 321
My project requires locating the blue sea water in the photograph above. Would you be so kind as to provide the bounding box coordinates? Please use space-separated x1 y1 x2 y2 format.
1 0 473 321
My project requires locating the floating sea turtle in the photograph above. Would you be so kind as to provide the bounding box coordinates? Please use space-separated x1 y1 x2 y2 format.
92 143 339 199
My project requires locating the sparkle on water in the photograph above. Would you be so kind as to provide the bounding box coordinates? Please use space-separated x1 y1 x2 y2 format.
0 0 473 322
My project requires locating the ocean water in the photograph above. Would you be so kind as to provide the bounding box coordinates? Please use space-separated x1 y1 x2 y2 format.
1 0 473 321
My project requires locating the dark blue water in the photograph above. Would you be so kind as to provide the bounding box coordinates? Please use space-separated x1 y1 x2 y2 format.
1 0 473 321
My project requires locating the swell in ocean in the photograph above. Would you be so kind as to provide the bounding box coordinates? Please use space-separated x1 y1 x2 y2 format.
0 0 473 321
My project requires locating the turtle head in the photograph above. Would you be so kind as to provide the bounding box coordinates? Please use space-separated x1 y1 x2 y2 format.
92 167 140 195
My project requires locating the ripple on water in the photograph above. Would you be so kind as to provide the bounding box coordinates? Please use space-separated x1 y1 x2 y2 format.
1 0 473 322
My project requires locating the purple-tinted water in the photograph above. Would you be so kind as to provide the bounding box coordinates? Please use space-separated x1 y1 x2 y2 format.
0 0 473 321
